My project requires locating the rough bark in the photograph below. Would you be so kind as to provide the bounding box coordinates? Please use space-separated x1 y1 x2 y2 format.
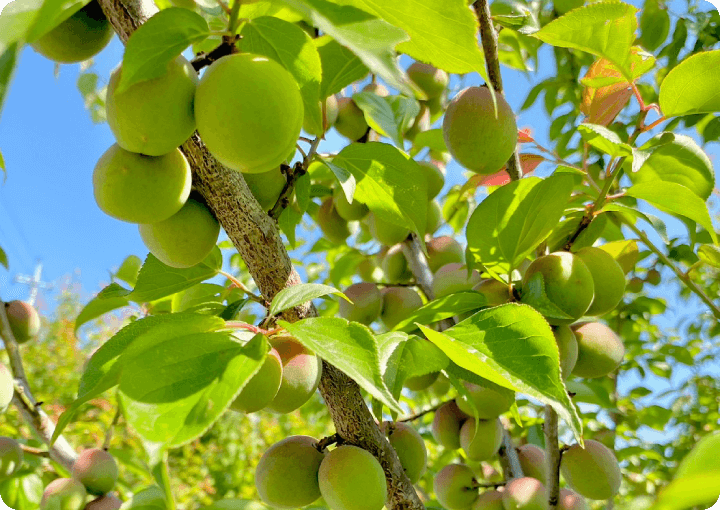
544 405 561 508
97 2 423 508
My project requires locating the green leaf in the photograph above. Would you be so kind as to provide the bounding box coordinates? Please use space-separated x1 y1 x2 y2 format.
321 158 357 204
409 128 448 158
396 335 449 382
278 0 412 95
659 50 720 117
74 283 132 332
698 244 720 269
353 92 420 145
279 317 403 413
420 303 582 442
0 245 7 269
0 0 43 52
242 16 323 137
533 2 638 81
331 142 428 236
638 0 670 52
465 174 575 277
577 124 633 158
269 283 347 316
119 332 266 447
0 42 20 121
652 473 720 510
117 8 210 93
24 0 88 43
315 34 368 99
130 248 222 303
625 182 718 243
392 291 488 332
115 255 143 287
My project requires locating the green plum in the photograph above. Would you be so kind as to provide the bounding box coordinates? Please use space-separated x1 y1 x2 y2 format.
427 236 464 273
502 477 548 510
558 489 589 510
304 94 339 136
244 167 287 212
575 246 626 316
473 490 503 510
0 437 22 479
318 445 387 510
418 161 445 199
72 448 118 495
334 97 369 142
265 336 322 414
472 279 510 307
338 282 383 325
561 440 621 500
552 325 579 379
317 198 352 244
460 419 503 462
426 200 443 235
40 478 87 510
366 214 410 246
433 464 479 510
381 421 427 483
407 61 449 99
571 322 625 379
432 401 469 450
404 371 439 391
516 444 547 483
381 244 413 283
333 187 369 221
230 348 283 413
84 494 122 510
380 287 423 330
5 300 40 343
432 263 482 298
456 382 514 419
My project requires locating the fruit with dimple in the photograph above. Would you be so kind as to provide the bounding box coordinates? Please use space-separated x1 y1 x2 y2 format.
432 401 469 450
72 448 118 495
432 263 482 298
381 421 427 483
318 445 387 510
380 287 423 330
381 244 412 283
40 478 87 510
255 435 325 508
472 279 510 307
366 214 410 246
317 198 352 244
552 325 579 379
338 282 383 325
93 145 191 224
304 94 339 136
472 490 503 510
0 363 14 412
419 162 445 199
558 489 589 510
138 198 220 268
433 464 479 510
460 418 503 461
570 322 625 379
456 383 515 419
502 477 548 510
195 54 303 173
522 252 594 325
84 494 122 510
407 62 449 99
334 97 369 142
31 1 113 63
443 87 518 175
516 444 547 483
106 57 198 156
560 440 621 500
0 437 23 479
404 371 439 391
244 167 287 212
333 188 369 221
575 247 626 316
427 236 465 273
5 300 40 343
265 336 322 414
230 348 283 413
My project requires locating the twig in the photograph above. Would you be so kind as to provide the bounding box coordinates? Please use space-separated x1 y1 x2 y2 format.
401 234 435 301
102 405 122 451
498 429 524 480
269 162 306 220
544 405 561 509
471 481 506 489
219 270 266 305
19 445 51 458
399 400 449 422
316 433 343 452
190 35 239 71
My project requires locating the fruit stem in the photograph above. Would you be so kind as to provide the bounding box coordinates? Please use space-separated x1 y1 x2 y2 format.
219 270 266 305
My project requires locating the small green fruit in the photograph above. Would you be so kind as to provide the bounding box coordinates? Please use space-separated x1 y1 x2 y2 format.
575 247 626 316
626 277 644 293
433 464 479 510
334 97 369 142
418 161 445 199
456 382 514 419
404 371 439 391
381 244 413 283
318 198 352 244
333 187 369 221
0 363 13 412
560 440 621 500
40 478 87 510
318 445 387 510
230 348 283 413
381 421 427 483
472 279 510 307
0 437 23 479
646 269 661 286
338 282 383 325
72 448 118 495
380 287 423 330
571 322 624 379
84 494 122 510
366 213 410 246
460 419 503 461
362 83 389 97
426 200 443 235
405 105 431 142
427 236 465 273
244 167 287 212
516 444 547 483
558 489 589 510
266 336 322 414
407 61 449 99
473 490 503 510
501 477 548 510
552 325 579 379
432 263 482 298
304 94 339 136
432 401 469 450
6 300 41 343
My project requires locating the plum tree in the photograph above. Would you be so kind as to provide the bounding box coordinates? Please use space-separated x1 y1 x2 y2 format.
442 86 518 175
265 336 322 414
459 418 503 461
473 490 504 510
552 325 579 379
407 62 449 99
30 1 113 63
366 214 410 246
230 348 283 413
502 477 548 510
333 188 369 221
418 162 445 199
318 445 387 510
40 478 87 510
379 287 423 330
106 56 198 156
194 54 303 173
521 252 594 325
433 464 479 510
381 245 412 283
84 494 122 510
93 145 191 224
5 300 40 343
571 322 625 378
0 363 13 412
561 440 622 500
427 236 465 272
432 263 482 298
338 282 383 325
404 371 439 391
334 97 369 142
432 401 469 450
304 94 339 136
456 382 515 419
318 198 352 244
0 437 22 479
575 247 626 316
243 167 287 212
380 421 427 483
72 448 118 495
255 435 325 508
472 279 510 307
558 489 589 510
516 444 547 483
138 198 220 268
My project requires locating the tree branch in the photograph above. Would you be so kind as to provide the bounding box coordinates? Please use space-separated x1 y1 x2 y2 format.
498 429 524 480
399 400 449 422
544 405 561 509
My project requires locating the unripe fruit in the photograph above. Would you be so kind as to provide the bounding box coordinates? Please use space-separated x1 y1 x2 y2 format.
431 373 452 397
318 197 352 244
426 200 443 235
407 62 449 100
460 418 503 462
433 464 479 510
418 162 445 199
516 444 547 483
443 87 518 175
363 83 390 97
304 94 339 136
0 437 23 479
6 300 40 343
0 363 14 412
381 244 412 283
31 1 113 63
646 269 661 286
473 490 503 510
432 263 482 298
318 445 387 510
333 188 369 221
404 371 439 391
575 247 626 316
552 325 579 379
40 478 87 510
230 348 283 413
432 401 469 450
106 57 198 156
560 440 621 500
242 167 286 212
266 336 322 414
380 421 427 483
472 279 510 307
367 213 410 246
335 97 369 142
72 448 118 495
626 276 644 293
405 105 430 142
138 198 220 268
427 236 465 273
380 287 423 330
93 145 191 224
571 322 624 379
84 494 122 510
255 436 325 508
522 252 594 325
456 383 515 419
502 477 547 510
338 282 383 325
195 54 303 173
558 489 589 510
